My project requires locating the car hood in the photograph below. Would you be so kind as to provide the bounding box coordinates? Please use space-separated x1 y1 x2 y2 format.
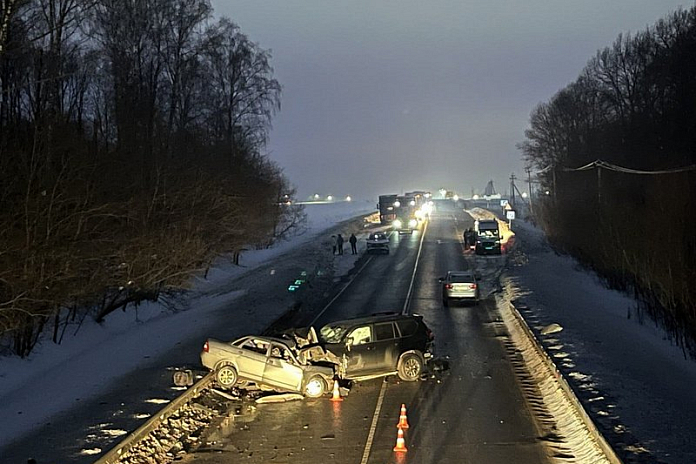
281 326 342 366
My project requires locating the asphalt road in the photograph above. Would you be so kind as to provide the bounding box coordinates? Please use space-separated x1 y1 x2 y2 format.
183 204 550 464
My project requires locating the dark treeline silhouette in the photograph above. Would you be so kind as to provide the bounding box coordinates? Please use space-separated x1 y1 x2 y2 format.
519 7 696 356
0 0 305 357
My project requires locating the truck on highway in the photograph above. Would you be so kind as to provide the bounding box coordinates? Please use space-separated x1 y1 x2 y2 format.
474 219 501 254
393 195 418 234
378 194 398 225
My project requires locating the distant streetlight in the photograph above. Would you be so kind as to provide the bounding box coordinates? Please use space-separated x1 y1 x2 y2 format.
346 196 352 201
521 192 528 199
473 194 480 200
314 193 320 199
453 195 459 202
327 195 333 201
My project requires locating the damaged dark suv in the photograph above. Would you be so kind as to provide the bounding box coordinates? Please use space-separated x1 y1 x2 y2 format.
317 313 434 382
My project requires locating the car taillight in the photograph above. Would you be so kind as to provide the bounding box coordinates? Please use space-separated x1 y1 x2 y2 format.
445 284 453 289
469 283 477 289
203 341 209 353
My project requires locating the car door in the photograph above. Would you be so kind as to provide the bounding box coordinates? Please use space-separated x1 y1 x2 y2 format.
373 322 400 370
235 338 270 382
261 342 304 392
343 324 392 376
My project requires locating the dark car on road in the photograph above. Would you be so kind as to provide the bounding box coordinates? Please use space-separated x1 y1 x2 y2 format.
317 313 434 382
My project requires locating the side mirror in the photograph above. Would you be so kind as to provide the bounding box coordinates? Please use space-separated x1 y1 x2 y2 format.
345 337 353 351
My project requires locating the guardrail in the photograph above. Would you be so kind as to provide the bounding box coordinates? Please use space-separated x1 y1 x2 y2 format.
504 301 623 464
93 373 213 464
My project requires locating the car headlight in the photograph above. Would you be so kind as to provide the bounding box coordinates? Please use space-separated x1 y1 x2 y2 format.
393 219 402 228
408 219 417 228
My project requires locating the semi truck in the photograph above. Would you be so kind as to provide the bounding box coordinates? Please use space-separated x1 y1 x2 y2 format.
377 194 398 225
393 195 418 234
474 219 501 255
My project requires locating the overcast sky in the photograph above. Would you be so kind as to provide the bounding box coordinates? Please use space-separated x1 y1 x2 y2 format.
212 1 689 201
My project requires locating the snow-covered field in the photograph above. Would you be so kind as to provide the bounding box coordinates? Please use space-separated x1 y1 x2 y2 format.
502 219 696 464
0 200 376 451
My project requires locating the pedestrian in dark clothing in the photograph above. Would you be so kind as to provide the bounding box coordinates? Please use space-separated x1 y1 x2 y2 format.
349 233 358 254
465 229 476 249
464 228 472 247
331 235 337 255
337 234 344 255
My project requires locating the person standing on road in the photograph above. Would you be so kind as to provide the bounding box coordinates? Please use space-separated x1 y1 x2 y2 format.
331 235 337 255
349 233 358 254
337 234 344 255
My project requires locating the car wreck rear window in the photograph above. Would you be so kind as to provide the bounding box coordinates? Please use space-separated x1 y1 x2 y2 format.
396 319 417 336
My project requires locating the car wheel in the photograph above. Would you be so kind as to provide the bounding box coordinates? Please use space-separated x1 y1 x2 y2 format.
215 364 238 389
304 375 327 398
397 353 423 381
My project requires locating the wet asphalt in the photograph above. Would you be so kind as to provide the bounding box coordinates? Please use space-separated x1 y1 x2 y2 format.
183 204 550 464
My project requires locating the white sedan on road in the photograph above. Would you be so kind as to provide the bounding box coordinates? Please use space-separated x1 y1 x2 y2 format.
366 231 390 254
439 271 479 306
201 335 335 398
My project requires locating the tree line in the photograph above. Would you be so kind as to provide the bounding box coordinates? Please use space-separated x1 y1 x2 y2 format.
0 0 305 357
519 6 696 356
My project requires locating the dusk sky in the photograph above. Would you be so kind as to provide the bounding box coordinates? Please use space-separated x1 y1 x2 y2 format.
212 1 689 201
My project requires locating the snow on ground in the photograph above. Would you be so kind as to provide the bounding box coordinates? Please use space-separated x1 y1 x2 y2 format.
0 200 375 450
502 219 696 464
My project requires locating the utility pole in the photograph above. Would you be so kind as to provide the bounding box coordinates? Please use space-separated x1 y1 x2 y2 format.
509 173 517 207
526 167 533 215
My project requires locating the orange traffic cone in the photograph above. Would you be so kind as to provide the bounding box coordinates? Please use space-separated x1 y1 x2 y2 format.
396 403 410 429
393 426 408 452
330 378 343 402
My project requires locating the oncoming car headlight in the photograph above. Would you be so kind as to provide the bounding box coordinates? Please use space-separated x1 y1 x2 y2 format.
408 219 418 228
393 219 403 229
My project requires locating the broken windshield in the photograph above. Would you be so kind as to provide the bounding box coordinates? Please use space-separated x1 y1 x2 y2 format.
319 323 349 344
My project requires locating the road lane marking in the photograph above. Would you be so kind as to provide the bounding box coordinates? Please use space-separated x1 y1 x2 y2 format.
310 256 374 326
402 220 429 315
359 379 388 464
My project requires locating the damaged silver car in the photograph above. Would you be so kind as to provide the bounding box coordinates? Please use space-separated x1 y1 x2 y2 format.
201 335 335 398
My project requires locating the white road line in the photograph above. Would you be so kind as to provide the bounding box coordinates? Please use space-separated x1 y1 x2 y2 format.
402 220 429 315
359 379 388 464
309 256 374 326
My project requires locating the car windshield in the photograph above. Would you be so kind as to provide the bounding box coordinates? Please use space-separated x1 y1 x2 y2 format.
450 274 473 283
319 323 350 343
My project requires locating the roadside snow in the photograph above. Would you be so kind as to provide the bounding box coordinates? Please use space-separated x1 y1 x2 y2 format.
0 200 375 450
502 219 696 464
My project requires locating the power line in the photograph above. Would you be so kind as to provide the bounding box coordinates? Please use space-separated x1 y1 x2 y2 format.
556 159 696 175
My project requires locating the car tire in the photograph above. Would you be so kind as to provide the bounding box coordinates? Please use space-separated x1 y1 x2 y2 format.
304 375 327 398
397 353 423 381
215 364 238 389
